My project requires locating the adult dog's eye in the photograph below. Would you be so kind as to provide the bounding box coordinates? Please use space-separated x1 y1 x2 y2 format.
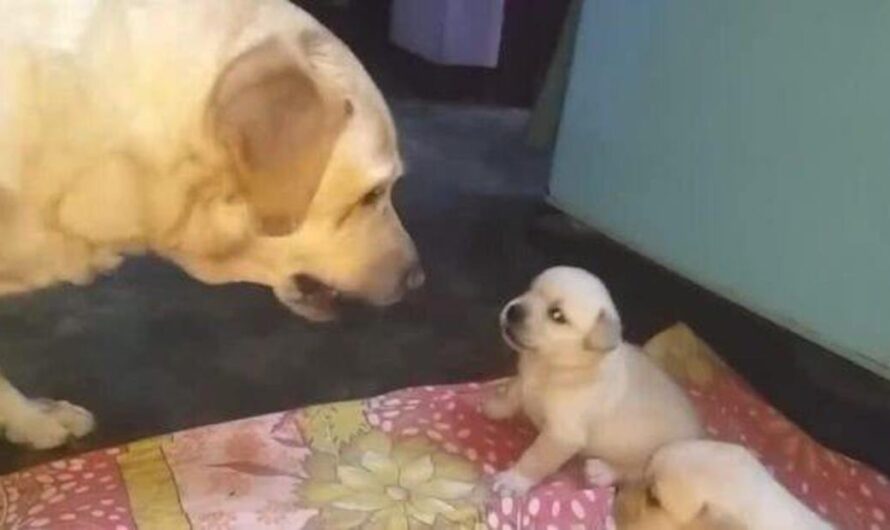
548 305 568 324
361 185 386 207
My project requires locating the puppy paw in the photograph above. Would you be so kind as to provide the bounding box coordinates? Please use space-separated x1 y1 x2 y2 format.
492 468 536 496
482 397 514 421
5 400 95 450
584 458 618 487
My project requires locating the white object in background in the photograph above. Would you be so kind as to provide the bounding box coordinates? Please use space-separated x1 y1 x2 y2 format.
389 0 505 68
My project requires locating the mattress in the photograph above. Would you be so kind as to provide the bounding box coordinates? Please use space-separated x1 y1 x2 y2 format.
1 323 887 529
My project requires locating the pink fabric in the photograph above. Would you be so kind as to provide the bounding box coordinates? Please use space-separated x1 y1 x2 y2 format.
2 325 889 529
0 449 135 529
364 384 613 528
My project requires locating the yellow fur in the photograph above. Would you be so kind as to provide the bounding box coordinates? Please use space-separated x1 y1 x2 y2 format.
0 0 419 449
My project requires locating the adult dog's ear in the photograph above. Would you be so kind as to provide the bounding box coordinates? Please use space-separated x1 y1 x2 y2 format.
209 34 351 236
584 310 622 352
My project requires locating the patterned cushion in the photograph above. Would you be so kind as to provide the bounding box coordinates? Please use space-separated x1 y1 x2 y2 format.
1 324 887 529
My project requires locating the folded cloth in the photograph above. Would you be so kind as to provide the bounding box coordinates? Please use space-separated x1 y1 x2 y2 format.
1 324 887 529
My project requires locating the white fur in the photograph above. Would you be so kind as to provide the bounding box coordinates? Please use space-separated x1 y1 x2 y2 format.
486 267 702 495
616 440 834 530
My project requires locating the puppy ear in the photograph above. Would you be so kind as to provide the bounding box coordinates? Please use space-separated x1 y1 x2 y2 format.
584 310 622 352
209 34 350 236
655 482 727 529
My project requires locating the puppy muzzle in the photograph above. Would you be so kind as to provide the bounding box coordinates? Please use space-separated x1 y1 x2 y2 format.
500 301 534 351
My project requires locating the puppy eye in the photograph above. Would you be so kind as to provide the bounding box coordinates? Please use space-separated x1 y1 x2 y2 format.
361 185 386 207
548 305 568 324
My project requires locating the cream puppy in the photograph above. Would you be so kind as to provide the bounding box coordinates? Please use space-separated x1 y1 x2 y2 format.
615 440 834 530
484 267 702 495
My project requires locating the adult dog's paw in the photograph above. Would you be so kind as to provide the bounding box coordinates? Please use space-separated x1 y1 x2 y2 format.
5 400 95 450
38 399 96 438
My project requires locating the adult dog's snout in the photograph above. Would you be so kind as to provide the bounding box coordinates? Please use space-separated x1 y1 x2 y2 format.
360 256 424 308
402 261 425 291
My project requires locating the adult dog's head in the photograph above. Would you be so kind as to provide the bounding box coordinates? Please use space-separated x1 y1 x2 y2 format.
190 28 422 321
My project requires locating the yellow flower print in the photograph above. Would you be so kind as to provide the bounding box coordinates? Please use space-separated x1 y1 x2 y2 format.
299 401 371 454
298 431 486 529
643 323 725 387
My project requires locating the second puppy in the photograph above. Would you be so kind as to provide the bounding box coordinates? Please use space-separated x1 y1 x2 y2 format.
485 267 702 495
615 440 834 530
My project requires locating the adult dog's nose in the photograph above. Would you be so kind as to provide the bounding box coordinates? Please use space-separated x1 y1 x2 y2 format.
403 262 426 291
505 302 526 324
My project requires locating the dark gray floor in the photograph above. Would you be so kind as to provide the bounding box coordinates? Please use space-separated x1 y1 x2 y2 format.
2 99 890 476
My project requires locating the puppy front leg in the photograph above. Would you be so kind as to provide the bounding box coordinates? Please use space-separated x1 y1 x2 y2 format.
493 429 579 495
482 378 521 420
0 372 95 450
584 458 621 487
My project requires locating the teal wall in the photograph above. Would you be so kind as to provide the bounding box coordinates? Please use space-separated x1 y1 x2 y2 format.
550 0 890 376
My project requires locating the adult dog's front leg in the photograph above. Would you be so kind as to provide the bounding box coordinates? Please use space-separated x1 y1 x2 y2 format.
0 372 94 450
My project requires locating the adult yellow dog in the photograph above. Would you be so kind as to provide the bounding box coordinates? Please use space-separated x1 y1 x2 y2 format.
0 0 423 449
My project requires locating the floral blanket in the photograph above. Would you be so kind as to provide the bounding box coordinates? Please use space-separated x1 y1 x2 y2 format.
2 324 888 530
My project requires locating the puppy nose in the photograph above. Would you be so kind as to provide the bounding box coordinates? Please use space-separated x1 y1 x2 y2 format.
505 303 526 324
403 262 426 291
